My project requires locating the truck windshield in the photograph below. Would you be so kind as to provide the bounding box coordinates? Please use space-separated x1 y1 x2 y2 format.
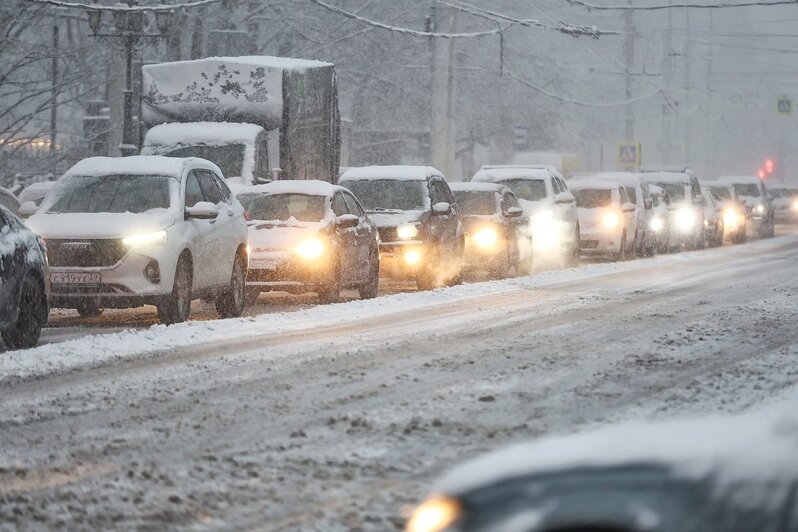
659 183 686 203
710 186 731 200
343 180 427 211
453 191 496 215
43 175 172 214
733 183 761 197
238 193 326 223
573 189 613 208
164 145 245 179
498 179 547 202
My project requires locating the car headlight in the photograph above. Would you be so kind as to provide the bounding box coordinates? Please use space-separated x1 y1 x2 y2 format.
472 226 498 249
397 223 419 240
404 248 423 265
674 207 696 231
406 496 462 532
791 200 798 211
723 208 739 230
531 209 554 226
295 238 325 260
602 211 620 229
122 230 167 248
754 204 765 214
649 216 664 232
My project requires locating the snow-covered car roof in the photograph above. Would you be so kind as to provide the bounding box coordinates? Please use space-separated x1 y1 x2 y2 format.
472 167 549 182
583 172 639 186
435 403 798 498
143 122 265 147
17 181 55 204
638 171 691 184
63 156 218 179
237 180 345 198
340 166 443 181
718 175 763 185
0 187 21 215
566 178 619 191
449 182 506 193
480 164 556 173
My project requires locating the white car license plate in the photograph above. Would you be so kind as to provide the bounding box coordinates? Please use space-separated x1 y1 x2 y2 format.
51 272 101 285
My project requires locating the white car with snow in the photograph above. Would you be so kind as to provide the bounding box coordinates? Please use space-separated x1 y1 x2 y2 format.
24 156 248 324
568 178 638 260
472 165 579 265
639 171 706 251
718 175 775 239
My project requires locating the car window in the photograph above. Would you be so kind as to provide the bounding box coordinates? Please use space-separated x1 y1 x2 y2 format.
620 187 631 204
558 177 570 194
430 180 450 205
196 170 223 205
343 192 365 217
503 192 520 211
331 192 349 216
185 171 203 208
215 174 232 203
551 178 562 194
625 186 638 204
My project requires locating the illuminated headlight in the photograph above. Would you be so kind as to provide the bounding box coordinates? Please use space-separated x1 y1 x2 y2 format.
295 238 325 260
754 204 765 215
602 211 620 229
649 216 664 232
473 226 498 249
406 496 461 532
674 208 696 231
404 249 423 265
791 200 798 211
122 230 167 248
397 223 419 240
723 208 739 231
531 210 554 226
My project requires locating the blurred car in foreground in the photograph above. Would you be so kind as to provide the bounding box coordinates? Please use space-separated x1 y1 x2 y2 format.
700 186 724 247
26 156 248 324
639 171 705 250
449 182 527 277
701 181 746 244
237 180 379 303
646 184 672 253
569 178 638 261
719 175 775 239
769 184 798 223
340 166 464 290
407 406 798 532
0 186 21 215
472 166 579 265
16 181 55 217
0 206 49 349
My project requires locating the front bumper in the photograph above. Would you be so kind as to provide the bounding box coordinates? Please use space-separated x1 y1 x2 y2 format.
579 228 622 256
247 251 336 291
378 241 427 279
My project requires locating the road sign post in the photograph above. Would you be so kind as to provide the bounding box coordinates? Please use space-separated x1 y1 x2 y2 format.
618 142 641 170
513 124 529 152
777 96 793 115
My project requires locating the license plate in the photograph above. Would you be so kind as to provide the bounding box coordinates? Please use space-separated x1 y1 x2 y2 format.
51 272 101 285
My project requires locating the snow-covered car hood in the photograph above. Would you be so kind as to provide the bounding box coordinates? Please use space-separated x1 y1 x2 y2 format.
461 214 501 231
247 219 329 252
26 211 177 239
576 207 610 228
519 198 552 217
366 210 425 228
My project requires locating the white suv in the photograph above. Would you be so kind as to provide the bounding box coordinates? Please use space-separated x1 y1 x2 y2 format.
24 156 249 324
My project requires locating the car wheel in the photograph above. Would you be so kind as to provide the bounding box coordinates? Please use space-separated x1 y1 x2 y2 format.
244 287 261 306
1 275 46 350
76 300 103 318
317 259 341 303
615 232 627 261
564 224 580 267
216 253 246 318
358 249 380 300
157 257 192 325
416 267 438 291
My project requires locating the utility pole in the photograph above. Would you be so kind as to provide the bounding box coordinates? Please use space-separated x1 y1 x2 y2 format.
429 3 455 179
624 0 635 144
660 0 674 165
49 12 59 173
683 6 693 165
704 10 715 177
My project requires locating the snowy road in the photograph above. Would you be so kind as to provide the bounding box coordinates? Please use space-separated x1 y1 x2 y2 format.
3 233 798 530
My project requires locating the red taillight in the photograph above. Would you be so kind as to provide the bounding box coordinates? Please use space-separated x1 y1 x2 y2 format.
243 211 250 221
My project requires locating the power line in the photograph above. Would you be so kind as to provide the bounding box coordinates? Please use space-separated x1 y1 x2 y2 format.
23 0 223 12
566 0 798 9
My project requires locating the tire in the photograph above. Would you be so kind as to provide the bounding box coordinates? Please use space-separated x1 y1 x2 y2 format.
358 249 380 300
615 232 627 262
76 300 103 318
216 253 246 319
565 224 580 267
317 259 341 303
157 257 192 325
416 267 437 291
2 275 46 350
244 288 261 306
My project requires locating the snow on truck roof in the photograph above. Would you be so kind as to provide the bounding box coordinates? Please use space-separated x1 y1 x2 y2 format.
435 398 798 498
146 55 333 72
143 122 265 147
63 156 218 178
340 166 443 181
237 180 344 198
473 167 549 182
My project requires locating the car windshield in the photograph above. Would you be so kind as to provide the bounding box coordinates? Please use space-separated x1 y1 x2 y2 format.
660 183 686 202
163 144 245 179
573 189 613 208
238 193 326 223
625 187 637 203
733 183 761 197
710 186 731 200
44 175 172 214
453 191 496 215
342 179 427 211
499 179 547 202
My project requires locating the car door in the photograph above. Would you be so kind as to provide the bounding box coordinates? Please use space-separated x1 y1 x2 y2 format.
342 191 373 278
554 176 577 227
0 211 18 327
331 192 359 284
429 179 458 259
183 170 215 290
195 169 236 288
619 186 637 238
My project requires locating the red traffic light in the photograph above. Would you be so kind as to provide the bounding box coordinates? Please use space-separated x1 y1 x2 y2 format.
758 169 766 179
765 159 775 174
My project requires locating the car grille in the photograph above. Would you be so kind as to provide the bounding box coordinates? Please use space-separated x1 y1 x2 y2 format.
45 239 128 267
377 227 398 242
580 240 600 249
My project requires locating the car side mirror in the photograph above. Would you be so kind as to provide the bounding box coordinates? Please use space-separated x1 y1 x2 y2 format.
337 214 359 229
185 201 220 220
644 198 653 210
18 201 39 218
432 202 452 215
555 192 574 205
505 206 523 218
622 202 636 213
271 168 283 181
255 175 272 185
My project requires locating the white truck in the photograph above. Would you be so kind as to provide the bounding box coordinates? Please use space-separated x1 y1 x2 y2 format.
141 55 340 186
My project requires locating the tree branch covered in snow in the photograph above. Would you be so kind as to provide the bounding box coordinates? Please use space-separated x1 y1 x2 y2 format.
566 0 798 10
23 0 223 13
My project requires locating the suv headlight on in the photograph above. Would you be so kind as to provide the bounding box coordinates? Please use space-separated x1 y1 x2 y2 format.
754 203 765 215
122 230 168 248
472 226 499 249
649 216 664 232
602 211 620 229
295 238 326 260
406 496 462 532
397 223 420 240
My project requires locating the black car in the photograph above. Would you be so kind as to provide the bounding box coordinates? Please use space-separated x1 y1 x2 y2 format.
449 182 528 277
406 407 798 532
237 180 380 304
340 166 464 290
0 206 49 349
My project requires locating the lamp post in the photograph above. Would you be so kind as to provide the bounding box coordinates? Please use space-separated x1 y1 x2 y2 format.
87 3 174 156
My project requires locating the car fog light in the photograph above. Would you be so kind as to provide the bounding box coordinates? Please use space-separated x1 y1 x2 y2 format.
144 260 160 284
473 227 498 249
295 238 325 260
723 209 739 231
397 223 419 240
405 249 422 265
406 496 461 532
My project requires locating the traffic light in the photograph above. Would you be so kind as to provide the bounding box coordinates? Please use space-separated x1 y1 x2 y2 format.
765 159 775 174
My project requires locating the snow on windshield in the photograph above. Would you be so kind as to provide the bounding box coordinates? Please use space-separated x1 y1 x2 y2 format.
239 193 326 223
710 186 731 200
453 190 496 215
500 179 547 202
342 179 427 212
572 189 613 209
734 183 761 197
41 175 174 214
660 183 687 203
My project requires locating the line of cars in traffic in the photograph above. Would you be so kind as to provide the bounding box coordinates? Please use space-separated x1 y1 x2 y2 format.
1 156 796 350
